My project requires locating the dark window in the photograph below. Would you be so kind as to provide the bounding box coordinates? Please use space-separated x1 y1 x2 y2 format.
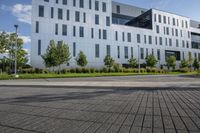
63 0 67 5
51 7 54 18
158 15 161 23
66 10 70 20
79 27 84 37
91 28 94 38
102 2 106 12
73 0 76 6
38 40 41 55
89 0 92 9
115 31 118 41
44 0 49 2
83 13 86 23
95 44 100 58
58 8 63 19
95 14 99 25
56 0 58 3
62 24 67 36
127 33 131 42
36 21 39 33
73 42 76 57
99 29 101 39
131 47 133 58
75 11 80 22
55 24 58 35
137 34 140 43
124 46 128 59
103 30 107 40
159 37 162 45
117 46 120 58
149 36 152 44
39 5 44 17
80 0 84 8
106 16 110 26
106 45 111 56
73 26 76 37
156 25 159 33
140 48 144 59
95 1 99 11
122 32 125 42
157 49 161 60
116 5 120 14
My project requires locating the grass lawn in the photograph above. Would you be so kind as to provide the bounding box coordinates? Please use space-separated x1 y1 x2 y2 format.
0 71 198 80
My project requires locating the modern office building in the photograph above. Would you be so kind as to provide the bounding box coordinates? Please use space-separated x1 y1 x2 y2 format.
31 0 200 68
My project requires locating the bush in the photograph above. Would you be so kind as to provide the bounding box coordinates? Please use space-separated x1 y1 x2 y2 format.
178 68 190 73
61 69 68 74
70 68 76 73
113 63 123 72
90 68 96 73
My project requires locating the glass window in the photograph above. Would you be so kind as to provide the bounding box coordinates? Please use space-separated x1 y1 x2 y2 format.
106 16 110 26
137 34 141 43
73 26 76 37
102 2 107 12
117 46 120 58
149 36 152 44
159 37 162 45
80 0 84 8
158 15 161 23
55 24 58 35
103 30 107 40
156 25 159 33
124 46 128 59
62 24 67 36
127 33 131 42
115 31 118 41
38 40 41 55
51 7 54 18
99 29 101 39
63 0 67 5
116 5 120 13
66 10 70 20
39 5 44 17
58 8 63 19
89 0 92 9
131 47 133 58
73 0 76 7
95 44 100 58
79 27 84 37
106 45 111 56
95 14 99 25
140 48 144 59
157 49 160 60
73 42 76 57
91 28 94 38
122 32 125 42
95 1 99 11
83 12 86 23
75 11 80 22
36 21 39 33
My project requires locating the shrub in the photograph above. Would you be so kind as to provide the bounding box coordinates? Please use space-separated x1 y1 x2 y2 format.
113 63 123 72
90 68 95 73
178 68 190 73
70 68 76 73
102 67 109 73
61 69 68 74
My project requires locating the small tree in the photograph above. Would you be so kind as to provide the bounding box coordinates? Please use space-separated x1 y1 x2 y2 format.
104 55 115 70
41 40 58 70
76 51 88 67
193 58 200 70
128 58 137 68
56 41 71 72
188 52 193 70
166 56 176 70
145 54 157 68
180 59 189 68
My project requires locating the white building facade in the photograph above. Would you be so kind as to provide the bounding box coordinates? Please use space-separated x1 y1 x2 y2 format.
31 0 200 68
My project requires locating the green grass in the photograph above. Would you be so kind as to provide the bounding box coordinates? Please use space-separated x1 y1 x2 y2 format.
0 71 198 80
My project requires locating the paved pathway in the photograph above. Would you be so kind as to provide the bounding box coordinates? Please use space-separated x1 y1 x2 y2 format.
0 86 200 133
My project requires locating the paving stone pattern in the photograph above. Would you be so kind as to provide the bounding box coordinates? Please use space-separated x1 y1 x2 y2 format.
0 87 200 133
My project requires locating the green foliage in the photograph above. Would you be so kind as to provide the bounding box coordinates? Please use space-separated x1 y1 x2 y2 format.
76 51 88 67
0 32 9 54
145 54 157 68
104 55 115 69
128 58 137 68
166 56 176 70
56 41 71 69
113 63 123 72
42 40 71 71
180 59 189 68
193 58 200 70
42 40 58 69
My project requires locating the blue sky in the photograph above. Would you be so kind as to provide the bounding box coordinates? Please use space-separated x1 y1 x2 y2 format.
0 0 200 54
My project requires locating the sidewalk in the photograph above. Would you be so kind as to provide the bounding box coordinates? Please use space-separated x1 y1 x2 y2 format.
0 75 199 88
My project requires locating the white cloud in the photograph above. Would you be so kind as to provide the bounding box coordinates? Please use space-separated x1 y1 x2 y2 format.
11 4 32 24
20 35 31 44
0 4 32 24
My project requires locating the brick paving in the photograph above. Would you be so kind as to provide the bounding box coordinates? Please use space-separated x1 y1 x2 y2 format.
0 87 200 133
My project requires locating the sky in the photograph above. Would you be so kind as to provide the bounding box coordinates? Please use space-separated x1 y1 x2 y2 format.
0 0 200 56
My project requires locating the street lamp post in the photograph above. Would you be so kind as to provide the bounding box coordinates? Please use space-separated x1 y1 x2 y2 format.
138 45 140 73
14 25 18 77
